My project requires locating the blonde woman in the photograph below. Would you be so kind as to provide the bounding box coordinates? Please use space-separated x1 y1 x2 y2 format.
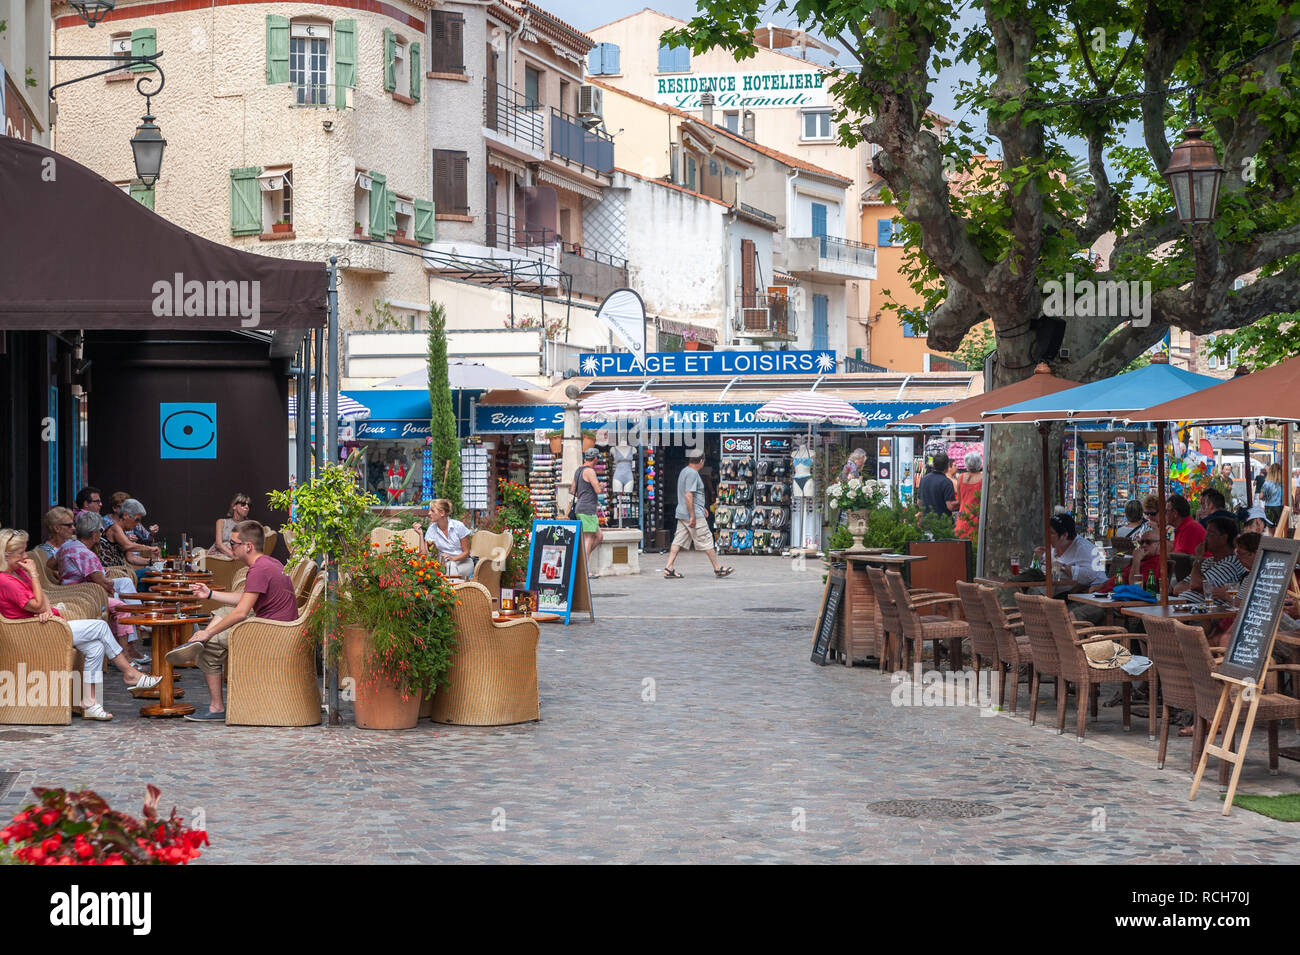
211 493 252 558
0 528 159 720
37 506 76 576
1261 462 1285 526
415 499 474 577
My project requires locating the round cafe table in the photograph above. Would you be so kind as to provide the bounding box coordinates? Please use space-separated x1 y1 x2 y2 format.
116 607 211 718
118 593 204 605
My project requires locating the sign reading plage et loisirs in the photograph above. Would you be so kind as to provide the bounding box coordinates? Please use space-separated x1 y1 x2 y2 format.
579 350 836 377
654 70 830 111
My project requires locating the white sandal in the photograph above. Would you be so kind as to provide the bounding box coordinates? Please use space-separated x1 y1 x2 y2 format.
80 703 114 721
128 674 162 697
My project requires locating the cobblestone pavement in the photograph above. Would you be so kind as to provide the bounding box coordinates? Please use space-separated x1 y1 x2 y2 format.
5 554 1300 863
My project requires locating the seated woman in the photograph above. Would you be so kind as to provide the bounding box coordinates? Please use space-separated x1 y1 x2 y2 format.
416 498 474 577
97 498 160 574
59 512 149 667
210 493 251 558
107 491 160 545
37 506 76 578
0 528 159 721
1113 499 1147 547
1033 513 1110 596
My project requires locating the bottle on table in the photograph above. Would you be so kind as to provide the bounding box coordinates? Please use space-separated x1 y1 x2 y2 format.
1145 569 1156 594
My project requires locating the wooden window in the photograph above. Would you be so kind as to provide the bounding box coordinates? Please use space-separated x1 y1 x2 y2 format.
230 167 262 236
334 20 355 109
433 150 470 214
428 10 465 74
129 28 157 73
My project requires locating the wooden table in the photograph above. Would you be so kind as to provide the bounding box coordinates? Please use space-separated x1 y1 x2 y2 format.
116 608 210 717
1068 593 1159 628
973 576 1046 590
829 551 929 668
119 592 203 605
493 611 560 624
1120 603 1240 624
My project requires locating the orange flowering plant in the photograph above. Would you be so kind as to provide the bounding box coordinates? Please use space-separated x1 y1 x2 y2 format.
312 540 459 697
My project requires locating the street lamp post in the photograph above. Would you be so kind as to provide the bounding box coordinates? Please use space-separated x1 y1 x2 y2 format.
1161 95 1226 227
69 0 115 27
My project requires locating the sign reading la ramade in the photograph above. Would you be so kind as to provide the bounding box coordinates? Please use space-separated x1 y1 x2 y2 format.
654 70 830 111
579 350 836 377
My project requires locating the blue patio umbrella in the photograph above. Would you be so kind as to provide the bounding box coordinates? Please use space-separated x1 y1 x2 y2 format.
979 357 1224 605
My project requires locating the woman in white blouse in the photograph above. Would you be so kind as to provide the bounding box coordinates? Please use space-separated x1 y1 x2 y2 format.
417 499 474 577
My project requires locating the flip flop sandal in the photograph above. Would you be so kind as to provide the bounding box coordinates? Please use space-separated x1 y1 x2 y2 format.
714 567 735 578
664 568 684 579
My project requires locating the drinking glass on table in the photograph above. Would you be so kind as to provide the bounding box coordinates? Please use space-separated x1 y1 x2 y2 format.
1009 553 1022 575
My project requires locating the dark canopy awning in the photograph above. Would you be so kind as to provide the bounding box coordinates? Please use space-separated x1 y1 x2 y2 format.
0 138 326 330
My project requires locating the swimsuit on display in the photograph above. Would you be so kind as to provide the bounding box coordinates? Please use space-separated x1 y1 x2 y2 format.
612 446 635 486
792 447 814 493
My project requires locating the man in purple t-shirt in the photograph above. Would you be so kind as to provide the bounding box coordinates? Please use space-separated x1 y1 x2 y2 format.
166 520 297 722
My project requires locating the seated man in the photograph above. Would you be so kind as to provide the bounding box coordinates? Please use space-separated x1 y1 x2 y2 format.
1097 529 1163 593
58 511 148 667
165 520 298 723
1197 488 1235 528
1166 494 1206 556
1175 516 1246 597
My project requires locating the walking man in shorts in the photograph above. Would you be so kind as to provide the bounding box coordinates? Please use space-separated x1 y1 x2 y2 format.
573 447 604 570
664 448 733 579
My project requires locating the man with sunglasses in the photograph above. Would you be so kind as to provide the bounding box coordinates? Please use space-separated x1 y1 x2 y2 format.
164 520 297 722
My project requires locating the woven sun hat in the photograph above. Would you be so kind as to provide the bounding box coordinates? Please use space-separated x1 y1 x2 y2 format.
1083 640 1133 670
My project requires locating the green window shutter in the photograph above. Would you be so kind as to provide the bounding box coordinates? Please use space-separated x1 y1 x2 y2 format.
383 29 396 92
409 42 421 102
414 199 434 243
230 167 262 235
129 28 156 73
334 19 356 109
130 180 155 210
386 192 397 237
367 172 388 238
266 15 290 85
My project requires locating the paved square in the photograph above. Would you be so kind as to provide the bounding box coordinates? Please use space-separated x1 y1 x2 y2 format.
5 555 1300 863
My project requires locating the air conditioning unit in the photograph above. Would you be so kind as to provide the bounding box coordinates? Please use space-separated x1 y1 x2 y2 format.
578 84 603 119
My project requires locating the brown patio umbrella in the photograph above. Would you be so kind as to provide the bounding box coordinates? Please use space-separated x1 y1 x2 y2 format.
889 364 1080 592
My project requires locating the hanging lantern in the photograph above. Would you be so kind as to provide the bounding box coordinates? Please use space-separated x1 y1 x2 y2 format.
1162 122 1224 226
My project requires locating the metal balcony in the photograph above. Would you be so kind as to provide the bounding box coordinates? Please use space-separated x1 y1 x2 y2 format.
483 82 546 158
733 293 797 341
549 108 614 176
782 234 877 281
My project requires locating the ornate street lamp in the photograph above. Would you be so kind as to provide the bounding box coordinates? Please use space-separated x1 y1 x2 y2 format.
69 0 115 27
1161 96 1224 226
129 109 166 187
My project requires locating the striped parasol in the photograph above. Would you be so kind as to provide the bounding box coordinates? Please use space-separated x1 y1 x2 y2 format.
579 389 670 421
288 392 371 419
754 391 866 426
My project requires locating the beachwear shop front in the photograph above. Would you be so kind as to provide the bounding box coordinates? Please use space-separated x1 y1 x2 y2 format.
473 368 980 554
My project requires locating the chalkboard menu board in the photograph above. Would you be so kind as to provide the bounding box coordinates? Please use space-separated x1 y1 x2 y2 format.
811 565 846 666
524 520 594 625
1219 537 1300 685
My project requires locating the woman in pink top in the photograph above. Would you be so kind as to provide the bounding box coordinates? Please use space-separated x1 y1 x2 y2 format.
954 451 983 539
0 528 159 720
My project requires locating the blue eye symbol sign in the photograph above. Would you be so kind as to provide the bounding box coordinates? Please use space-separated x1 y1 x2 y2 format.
160 403 217 459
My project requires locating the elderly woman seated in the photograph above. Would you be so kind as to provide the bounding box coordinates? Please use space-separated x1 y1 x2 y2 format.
98 498 159 576
37 506 77 577
59 512 150 667
0 528 159 720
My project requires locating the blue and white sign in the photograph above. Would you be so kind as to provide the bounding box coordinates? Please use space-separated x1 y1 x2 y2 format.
578 350 837 378
474 402 945 433
160 403 217 459
356 420 432 439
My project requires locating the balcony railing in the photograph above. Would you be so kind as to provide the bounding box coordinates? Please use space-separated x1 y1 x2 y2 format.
734 292 796 338
484 82 546 152
816 234 876 269
291 82 330 107
560 246 628 301
550 108 614 175
486 212 559 252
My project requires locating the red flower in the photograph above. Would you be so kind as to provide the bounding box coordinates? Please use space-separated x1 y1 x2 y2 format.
39 810 59 826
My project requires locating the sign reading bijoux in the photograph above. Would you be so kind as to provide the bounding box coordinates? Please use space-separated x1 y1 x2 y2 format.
654 70 830 111
579 350 836 377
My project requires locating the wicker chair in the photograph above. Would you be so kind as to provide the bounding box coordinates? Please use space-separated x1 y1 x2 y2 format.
1034 593 1145 741
261 524 278 556
370 527 421 553
203 554 240 593
1014 592 1067 728
470 530 513 603
865 566 945 673
0 615 76 724
24 553 109 621
231 566 249 593
224 577 325 727
885 571 968 672
980 586 1032 714
956 581 999 682
288 559 318 609
1142 616 1204 770
428 581 540 726
1175 619 1300 779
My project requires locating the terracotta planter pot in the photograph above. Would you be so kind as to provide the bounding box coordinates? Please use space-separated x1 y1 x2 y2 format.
341 626 423 730
548 436 563 454
582 433 597 451
272 222 292 234
684 341 700 350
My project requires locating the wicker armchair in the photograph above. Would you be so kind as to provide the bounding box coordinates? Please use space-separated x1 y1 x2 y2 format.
0 615 76 724
1033 594 1147 741
1014 592 1066 728
370 528 421 553
956 581 999 681
866 565 946 673
885 571 968 672
1142 616 1204 771
980 586 1032 714
290 559 318 609
203 554 240 593
470 530 513 603
429 581 540 726
224 577 325 727
1175 619 1300 780
24 553 109 621
261 524 278 556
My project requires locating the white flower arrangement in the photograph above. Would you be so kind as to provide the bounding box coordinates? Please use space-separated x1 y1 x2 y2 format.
827 478 887 512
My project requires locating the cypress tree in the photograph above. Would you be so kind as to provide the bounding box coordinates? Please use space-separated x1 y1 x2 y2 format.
428 301 462 513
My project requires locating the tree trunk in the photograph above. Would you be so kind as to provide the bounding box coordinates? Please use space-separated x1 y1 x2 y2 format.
981 423 1063 578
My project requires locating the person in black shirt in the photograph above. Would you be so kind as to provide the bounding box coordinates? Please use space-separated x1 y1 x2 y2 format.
1196 488 1235 528
918 452 959 517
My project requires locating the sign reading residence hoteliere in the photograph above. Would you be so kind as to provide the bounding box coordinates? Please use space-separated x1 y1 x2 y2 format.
654 70 831 111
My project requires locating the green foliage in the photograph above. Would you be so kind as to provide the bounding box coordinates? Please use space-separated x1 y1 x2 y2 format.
267 455 384 566
863 502 957 553
949 325 996 372
427 301 462 512
1205 313 1300 371
311 542 458 697
828 526 854 552
488 477 536 587
354 298 402 330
